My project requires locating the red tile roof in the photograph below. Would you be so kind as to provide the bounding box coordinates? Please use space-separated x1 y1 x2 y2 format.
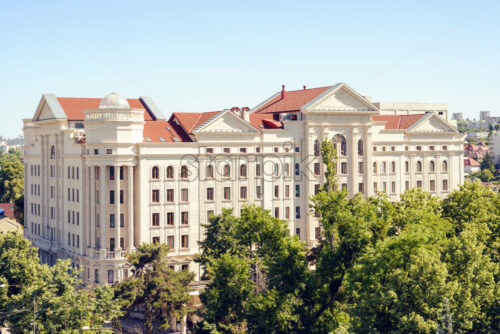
0 203 15 218
464 157 480 167
171 111 220 134
57 97 154 121
254 86 332 114
143 120 192 143
371 114 426 129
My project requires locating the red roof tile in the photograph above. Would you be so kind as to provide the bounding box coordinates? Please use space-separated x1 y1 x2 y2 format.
143 120 192 143
57 97 154 121
255 86 332 114
464 157 480 167
171 111 220 134
0 203 15 218
372 114 426 129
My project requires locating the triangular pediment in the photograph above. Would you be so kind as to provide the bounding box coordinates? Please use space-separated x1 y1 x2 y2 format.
194 110 259 134
303 83 378 112
38 102 56 120
33 94 67 121
408 114 457 133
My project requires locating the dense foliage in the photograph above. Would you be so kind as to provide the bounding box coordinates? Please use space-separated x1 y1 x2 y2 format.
195 140 499 333
0 149 24 203
0 232 121 333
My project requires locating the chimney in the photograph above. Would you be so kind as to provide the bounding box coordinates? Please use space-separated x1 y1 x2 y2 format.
240 106 250 122
303 85 307 90
281 85 286 99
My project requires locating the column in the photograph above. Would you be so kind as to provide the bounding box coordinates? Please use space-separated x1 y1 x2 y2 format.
128 166 134 250
115 165 121 250
100 165 106 254
364 129 373 196
90 166 95 248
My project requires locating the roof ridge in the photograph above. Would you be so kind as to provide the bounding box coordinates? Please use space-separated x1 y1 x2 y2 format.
397 115 402 129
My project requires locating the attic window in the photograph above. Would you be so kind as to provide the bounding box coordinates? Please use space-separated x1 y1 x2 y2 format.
172 137 180 142
145 137 152 142
166 126 171 131
75 122 84 129
159 137 166 142
206 148 213 154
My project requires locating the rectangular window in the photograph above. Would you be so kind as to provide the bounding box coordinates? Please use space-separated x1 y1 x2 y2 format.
152 213 160 226
120 237 124 249
181 235 189 248
256 164 261 177
374 182 378 192
77 235 80 248
240 147 247 153
207 187 214 201
109 166 115 180
95 269 99 284
240 186 247 199
110 214 115 228
110 190 115 204
120 190 124 203
181 212 189 225
152 189 159 202
120 214 124 227
223 148 230 153
108 270 114 284
167 212 174 225
358 183 364 194
391 181 396 193
315 227 321 240
405 181 410 190
166 189 174 202
341 162 347 174
358 162 364 174
314 163 320 175
295 206 300 219
167 236 174 249
442 180 448 191
315 184 320 194
285 185 290 198
119 166 124 180
256 186 262 199
152 237 160 245
405 161 409 173
295 185 300 197
417 180 423 188
274 185 280 198
383 182 387 193
181 188 189 202
274 207 279 218
296 228 301 239
285 207 290 219
106 148 112 154
110 238 115 251
430 180 436 191
223 187 231 200
206 147 213 153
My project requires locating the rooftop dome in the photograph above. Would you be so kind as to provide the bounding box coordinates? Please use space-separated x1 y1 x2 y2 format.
99 92 130 109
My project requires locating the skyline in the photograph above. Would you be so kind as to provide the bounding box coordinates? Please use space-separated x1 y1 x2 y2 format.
1 0 499 137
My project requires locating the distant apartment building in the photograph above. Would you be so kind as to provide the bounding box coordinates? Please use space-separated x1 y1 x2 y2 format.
451 113 463 121
23 83 465 285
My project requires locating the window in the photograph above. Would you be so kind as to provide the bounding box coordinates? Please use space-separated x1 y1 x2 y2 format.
166 166 174 179
94 149 99 155
383 182 387 193
430 161 435 172
167 236 174 249
110 238 115 251
256 186 262 199
223 187 231 200
358 183 364 194
120 214 124 227
108 270 114 284
314 163 320 175
405 146 409 151
333 135 347 156
391 181 396 193
153 237 160 245
417 161 422 172
256 147 262 153
166 189 174 202
314 184 320 194
442 160 448 172
223 164 231 178
207 165 214 178
206 147 213 154
50 145 55 159
256 164 261 177
274 207 279 218
152 213 160 226
296 228 301 239
284 163 290 177
109 166 115 180
430 146 435 151
342 183 347 191
295 206 300 219
405 161 409 173
373 146 377 152
152 189 159 202
417 146 422 151
181 212 188 225
315 227 321 240
373 162 378 173
240 186 247 199
358 162 364 174
442 146 448 151
314 140 320 156
181 264 189 271
240 147 247 153
181 235 189 248
391 146 395 151
295 163 300 176
295 147 300 152
430 180 436 191
167 212 174 225
240 164 247 177
223 148 230 153
274 185 280 198
295 185 300 197
180 166 188 179
273 164 279 176
341 162 347 175
391 161 396 173
95 269 99 284
405 181 410 190
152 166 159 179
442 180 448 191
417 180 423 188
207 187 214 200
382 162 386 174
274 147 279 153
373 182 378 192
358 140 364 156
108 214 115 228
285 185 290 198
285 207 290 219
120 190 123 204
181 188 188 202
109 190 115 204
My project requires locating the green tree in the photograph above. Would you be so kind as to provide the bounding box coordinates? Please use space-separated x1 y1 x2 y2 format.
457 120 468 133
479 168 494 182
0 159 24 203
480 153 495 173
0 232 120 333
114 243 195 334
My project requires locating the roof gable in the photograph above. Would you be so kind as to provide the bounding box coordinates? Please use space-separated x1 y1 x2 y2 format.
407 113 458 133
33 94 67 121
372 114 426 129
194 110 259 134
253 86 332 114
302 83 379 112
171 111 220 134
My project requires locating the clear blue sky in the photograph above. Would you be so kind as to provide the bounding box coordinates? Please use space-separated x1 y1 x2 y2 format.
1 0 499 138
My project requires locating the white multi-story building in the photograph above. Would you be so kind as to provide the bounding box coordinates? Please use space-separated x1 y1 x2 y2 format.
23 83 465 285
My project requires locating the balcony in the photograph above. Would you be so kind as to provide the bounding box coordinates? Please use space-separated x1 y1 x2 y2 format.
87 248 131 260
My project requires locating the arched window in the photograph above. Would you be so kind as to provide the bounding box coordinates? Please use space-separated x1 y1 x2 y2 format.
223 164 231 178
180 166 188 179
240 164 247 177
295 163 300 176
442 160 448 172
50 145 56 159
373 162 377 174
417 161 422 172
391 161 396 173
314 140 320 156
358 140 364 156
333 135 347 156
207 165 214 178
284 163 290 177
166 166 174 179
152 166 159 179
273 164 279 176
256 164 261 177
430 161 435 172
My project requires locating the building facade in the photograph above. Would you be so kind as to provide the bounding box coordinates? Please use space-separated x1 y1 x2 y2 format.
23 83 465 285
